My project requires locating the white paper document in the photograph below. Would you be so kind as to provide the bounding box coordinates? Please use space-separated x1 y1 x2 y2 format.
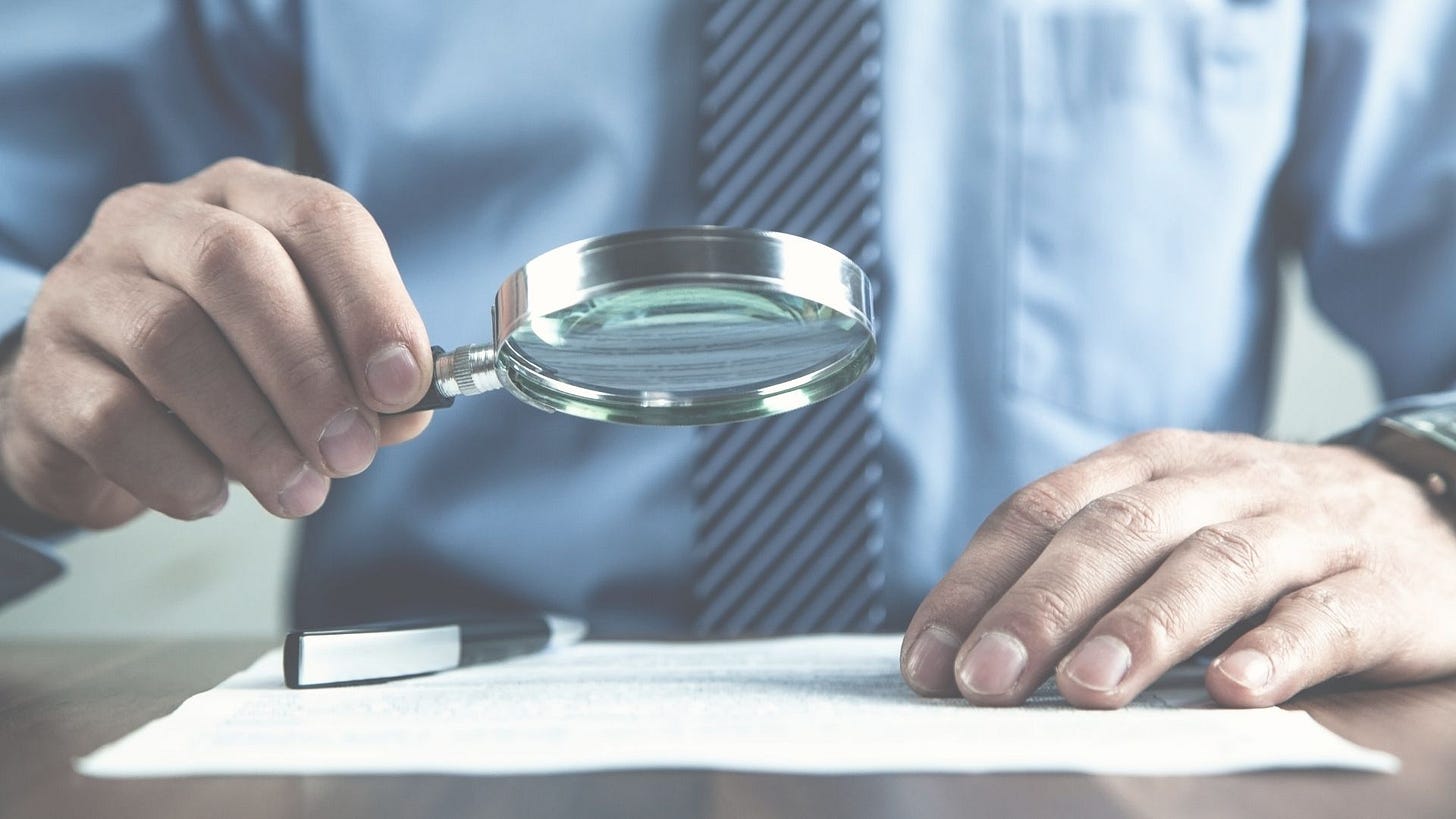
78 635 1397 777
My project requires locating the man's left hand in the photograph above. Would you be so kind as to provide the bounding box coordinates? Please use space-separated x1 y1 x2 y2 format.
900 429 1456 707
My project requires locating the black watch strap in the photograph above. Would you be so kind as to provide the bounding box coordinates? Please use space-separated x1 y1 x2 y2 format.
1336 407 1456 506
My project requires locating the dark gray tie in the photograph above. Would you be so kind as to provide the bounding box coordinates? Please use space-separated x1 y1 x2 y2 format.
693 0 887 636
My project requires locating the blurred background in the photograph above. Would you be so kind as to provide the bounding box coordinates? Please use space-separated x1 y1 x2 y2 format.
0 261 1381 640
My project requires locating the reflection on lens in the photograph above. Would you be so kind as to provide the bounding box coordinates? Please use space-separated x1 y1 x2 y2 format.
504 284 867 396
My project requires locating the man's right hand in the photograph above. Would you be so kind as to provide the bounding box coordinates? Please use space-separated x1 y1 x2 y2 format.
0 158 435 528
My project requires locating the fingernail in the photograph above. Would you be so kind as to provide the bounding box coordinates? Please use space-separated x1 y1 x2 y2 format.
1064 635 1132 693
278 463 329 517
366 344 422 408
905 626 962 693
1216 649 1273 690
318 408 377 476
958 631 1027 697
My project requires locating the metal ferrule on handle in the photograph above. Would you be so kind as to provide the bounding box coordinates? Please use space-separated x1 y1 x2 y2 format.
389 344 502 414
434 343 502 398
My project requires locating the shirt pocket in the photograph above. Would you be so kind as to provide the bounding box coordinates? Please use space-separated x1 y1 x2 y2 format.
1001 0 1301 432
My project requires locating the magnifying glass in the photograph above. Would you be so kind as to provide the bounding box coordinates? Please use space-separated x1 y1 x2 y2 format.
398 226 876 426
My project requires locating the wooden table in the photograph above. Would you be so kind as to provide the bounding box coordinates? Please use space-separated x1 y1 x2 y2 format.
2 640 1453 819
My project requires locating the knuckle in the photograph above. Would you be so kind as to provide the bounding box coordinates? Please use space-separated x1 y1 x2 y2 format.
279 186 369 236
93 189 130 223
1078 492 1163 543
1222 431 1263 450
1112 595 1187 653
1129 427 1185 451
52 242 96 279
1284 585 1358 644
207 155 263 177
1215 432 1269 468
326 275 375 320
242 415 290 461
925 573 990 622
94 183 164 225
1001 482 1081 541
66 386 140 457
189 212 272 281
21 291 71 344
1006 581 1081 642
1185 524 1263 584
1267 456 1303 489
123 291 210 365
1268 459 1309 498
279 349 343 403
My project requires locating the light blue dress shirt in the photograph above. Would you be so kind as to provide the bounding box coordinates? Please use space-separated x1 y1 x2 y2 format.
2 1 1454 633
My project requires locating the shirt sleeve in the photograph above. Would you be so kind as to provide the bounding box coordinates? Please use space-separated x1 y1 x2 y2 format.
0 0 300 606
0 1 301 272
0 532 64 608
1278 3 1456 405
0 258 42 340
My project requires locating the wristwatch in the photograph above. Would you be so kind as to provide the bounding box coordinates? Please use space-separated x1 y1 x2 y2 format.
1338 406 1456 506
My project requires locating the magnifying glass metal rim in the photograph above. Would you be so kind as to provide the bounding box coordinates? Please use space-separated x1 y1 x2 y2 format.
497 227 872 333
418 225 877 426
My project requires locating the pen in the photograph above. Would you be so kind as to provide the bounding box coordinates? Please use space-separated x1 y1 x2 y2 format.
283 613 588 689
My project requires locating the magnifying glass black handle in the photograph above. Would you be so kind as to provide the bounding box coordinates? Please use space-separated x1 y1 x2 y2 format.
391 346 455 414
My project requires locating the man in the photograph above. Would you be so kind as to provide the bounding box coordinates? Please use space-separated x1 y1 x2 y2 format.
2 1 1454 709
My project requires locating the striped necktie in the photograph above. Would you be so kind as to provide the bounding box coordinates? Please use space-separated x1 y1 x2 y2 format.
692 0 887 636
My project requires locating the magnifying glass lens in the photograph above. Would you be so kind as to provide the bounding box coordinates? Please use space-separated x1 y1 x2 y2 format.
498 282 872 424
405 228 877 426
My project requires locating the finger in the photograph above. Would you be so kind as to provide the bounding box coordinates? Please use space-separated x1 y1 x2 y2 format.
952 470 1274 705
189 158 432 412
124 194 380 479
33 354 228 521
379 410 432 447
902 430 1230 696
1206 570 1391 707
902 448 1159 695
1055 514 1354 708
0 419 144 529
72 274 330 518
